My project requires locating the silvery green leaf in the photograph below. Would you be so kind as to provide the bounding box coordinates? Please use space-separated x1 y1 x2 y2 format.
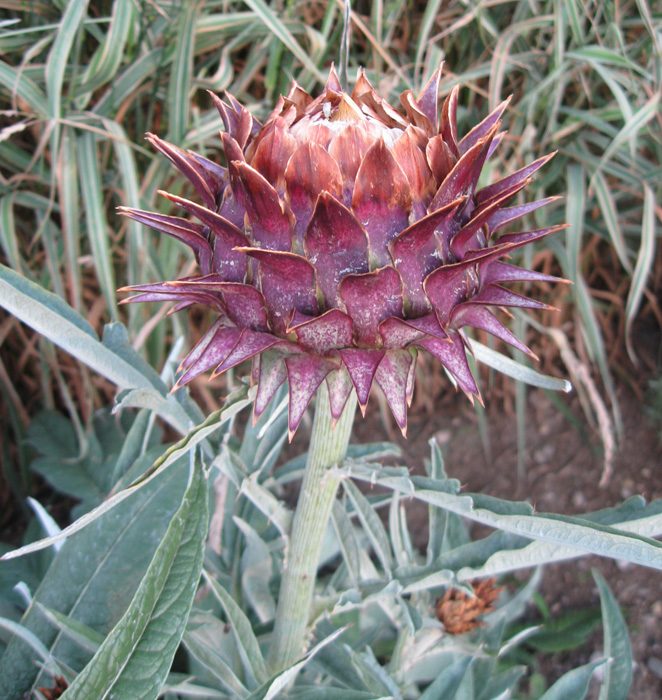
401 569 455 594
270 442 400 487
478 666 526 700
162 675 228 698
594 570 632 700
27 498 62 552
234 518 276 623
262 627 348 700
0 264 149 390
389 492 411 569
470 339 572 392
202 570 270 686
288 690 386 700
456 501 662 580
0 617 61 677
59 462 208 700
538 657 606 700
331 500 361 585
1 401 245 561
340 461 413 496
183 630 249 698
419 656 472 700
35 604 103 655
410 489 662 571
343 481 393 575
240 473 293 537
351 646 401 699
0 460 189 698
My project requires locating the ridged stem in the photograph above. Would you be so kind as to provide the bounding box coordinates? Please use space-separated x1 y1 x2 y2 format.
268 382 357 673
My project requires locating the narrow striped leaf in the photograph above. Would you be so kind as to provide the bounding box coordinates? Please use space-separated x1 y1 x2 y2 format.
241 0 325 83
99 116 147 289
625 184 656 361
414 0 443 91
563 0 585 44
93 47 166 117
0 59 48 118
565 164 584 285
77 0 134 97
77 130 118 320
46 0 90 119
567 46 650 77
565 166 622 436
167 1 202 144
593 172 631 274
0 194 22 271
489 16 554 110
57 128 83 310
589 92 660 188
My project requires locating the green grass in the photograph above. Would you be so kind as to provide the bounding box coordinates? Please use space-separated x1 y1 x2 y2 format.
0 0 660 476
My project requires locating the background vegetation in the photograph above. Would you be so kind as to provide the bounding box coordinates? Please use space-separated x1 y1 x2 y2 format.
0 1 660 697
1 0 660 492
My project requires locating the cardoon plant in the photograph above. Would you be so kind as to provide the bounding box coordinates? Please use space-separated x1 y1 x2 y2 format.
120 65 564 671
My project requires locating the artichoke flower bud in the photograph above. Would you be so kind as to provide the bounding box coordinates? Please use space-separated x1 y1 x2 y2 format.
121 65 565 437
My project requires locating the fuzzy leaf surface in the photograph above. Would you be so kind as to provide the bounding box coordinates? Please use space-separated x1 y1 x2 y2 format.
60 462 208 700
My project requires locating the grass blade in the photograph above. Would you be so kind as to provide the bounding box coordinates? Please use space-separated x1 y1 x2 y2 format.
625 184 656 361
167 1 202 144
77 130 118 320
77 0 134 97
242 0 325 83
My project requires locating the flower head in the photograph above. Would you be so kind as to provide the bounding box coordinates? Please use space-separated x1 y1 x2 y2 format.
121 66 564 437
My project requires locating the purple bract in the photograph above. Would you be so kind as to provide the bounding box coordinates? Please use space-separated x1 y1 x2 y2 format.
120 65 565 437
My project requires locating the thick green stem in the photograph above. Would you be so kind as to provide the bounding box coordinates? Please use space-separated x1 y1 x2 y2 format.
268 383 357 672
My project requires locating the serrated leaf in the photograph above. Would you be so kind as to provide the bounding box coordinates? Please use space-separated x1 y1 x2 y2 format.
594 570 632 700
60 462 208 700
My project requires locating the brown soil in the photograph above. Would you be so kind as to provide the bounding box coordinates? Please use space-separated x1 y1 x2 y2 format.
355 384 662 699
